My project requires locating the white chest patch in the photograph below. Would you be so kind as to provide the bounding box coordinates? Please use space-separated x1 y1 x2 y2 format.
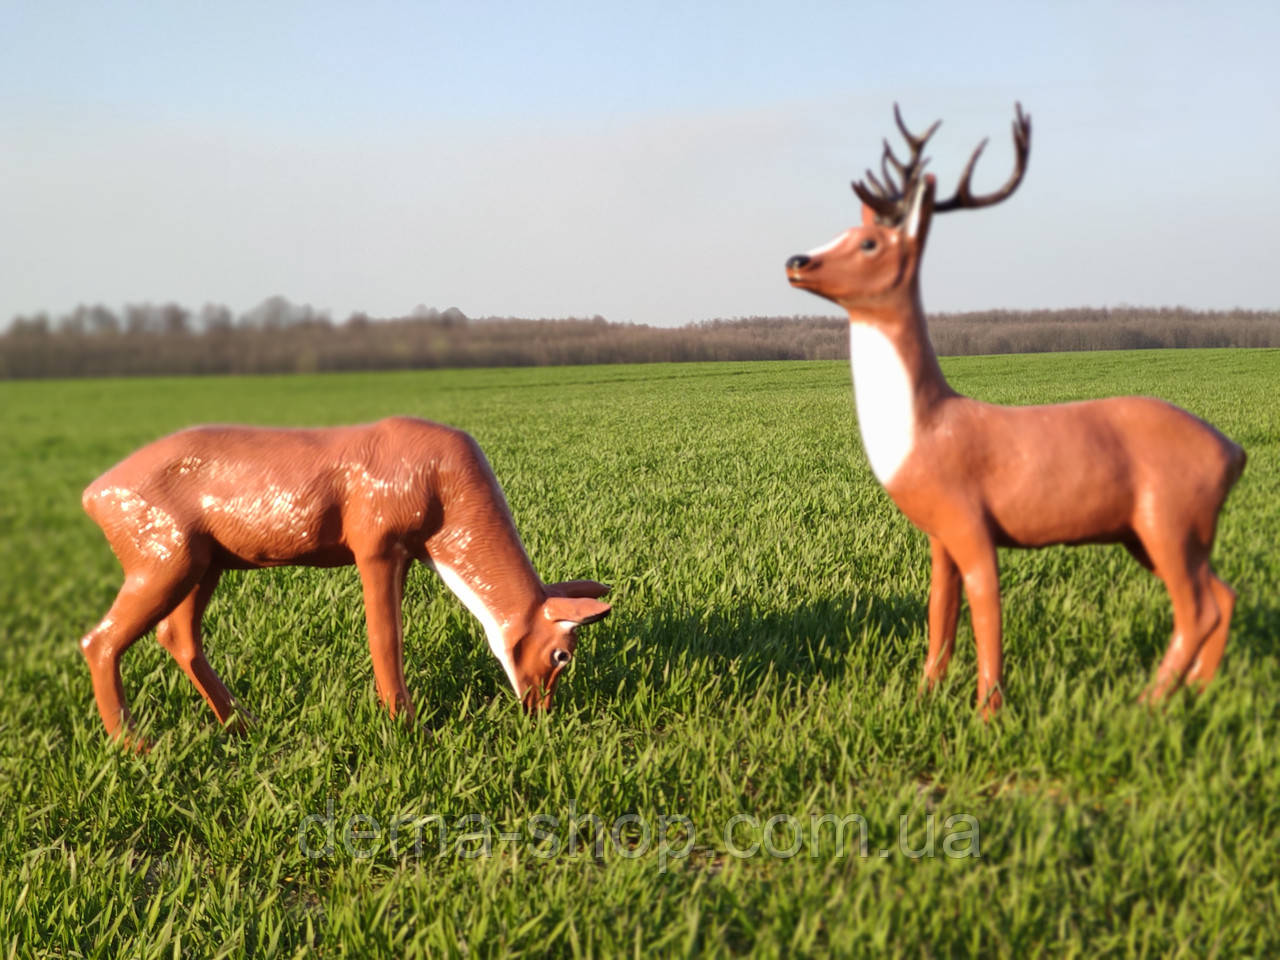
431 561 521 695
848 324 916 486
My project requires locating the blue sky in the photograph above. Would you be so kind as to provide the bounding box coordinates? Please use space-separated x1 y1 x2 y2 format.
3 1 1278 326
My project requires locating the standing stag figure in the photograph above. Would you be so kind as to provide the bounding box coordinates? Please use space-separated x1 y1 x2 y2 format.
80 417 610 744
786 104 1245 715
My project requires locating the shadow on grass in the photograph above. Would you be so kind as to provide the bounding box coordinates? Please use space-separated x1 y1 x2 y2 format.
557 589 931 716
137 579 1277 742
348 588 932 725
1222 597 1280 662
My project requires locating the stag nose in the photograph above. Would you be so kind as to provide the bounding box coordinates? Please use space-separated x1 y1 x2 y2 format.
786 254 811 271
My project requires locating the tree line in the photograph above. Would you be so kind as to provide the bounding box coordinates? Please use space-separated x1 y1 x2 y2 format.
3 298 1277 378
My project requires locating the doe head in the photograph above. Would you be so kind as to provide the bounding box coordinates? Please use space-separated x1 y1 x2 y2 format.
514 579 611 712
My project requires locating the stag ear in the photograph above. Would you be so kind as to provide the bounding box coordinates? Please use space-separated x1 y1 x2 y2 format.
860 203 878 227
544 579 611 599
902 174 936 245
543 596 611 626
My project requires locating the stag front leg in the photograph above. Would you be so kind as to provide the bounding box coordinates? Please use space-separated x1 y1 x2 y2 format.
947 531 1003 718
923 536 962 692
356 548 414 720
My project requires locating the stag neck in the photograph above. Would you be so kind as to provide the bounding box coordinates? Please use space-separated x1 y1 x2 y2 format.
842 278 956 489
846 282 955 415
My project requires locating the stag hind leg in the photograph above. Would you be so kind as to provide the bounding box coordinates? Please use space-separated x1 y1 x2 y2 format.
1134 440 1243 700
1183 446 1245 691
1139 530 1221 703
155 568 252 732
1184 574 1236 689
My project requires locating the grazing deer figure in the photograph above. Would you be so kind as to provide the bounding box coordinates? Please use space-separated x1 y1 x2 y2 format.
80 417 611 743
786 104 1245 716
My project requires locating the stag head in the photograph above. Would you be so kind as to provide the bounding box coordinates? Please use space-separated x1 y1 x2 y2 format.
786 103 1031 310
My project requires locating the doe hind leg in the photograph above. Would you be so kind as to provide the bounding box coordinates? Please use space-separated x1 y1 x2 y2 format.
155 568 252 732
81 563 204 745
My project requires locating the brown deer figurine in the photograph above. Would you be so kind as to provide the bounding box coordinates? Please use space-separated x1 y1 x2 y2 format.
786 104 1245 716
80 416 611 744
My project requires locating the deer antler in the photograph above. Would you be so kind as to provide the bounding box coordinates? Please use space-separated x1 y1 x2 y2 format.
934 102 1031 212
852 103 940 224
851 103 1031 223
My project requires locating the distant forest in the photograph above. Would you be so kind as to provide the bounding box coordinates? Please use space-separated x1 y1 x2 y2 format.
3 297 1278 378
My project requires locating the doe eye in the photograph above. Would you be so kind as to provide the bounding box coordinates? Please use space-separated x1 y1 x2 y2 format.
860 238 878 252
551 648 572 667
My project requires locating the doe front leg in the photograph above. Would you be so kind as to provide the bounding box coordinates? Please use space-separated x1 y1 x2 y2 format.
355 549 415 721
922 536 962 692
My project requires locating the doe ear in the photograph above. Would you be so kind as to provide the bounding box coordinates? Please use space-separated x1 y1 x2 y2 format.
902 174 936 245
543 596 612 626
544 579 611 599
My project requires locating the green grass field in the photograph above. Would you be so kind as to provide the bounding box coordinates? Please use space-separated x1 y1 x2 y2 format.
1 350 1277 957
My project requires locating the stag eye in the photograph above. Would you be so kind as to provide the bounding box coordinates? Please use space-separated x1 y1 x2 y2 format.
550 648 572 667
860 238 878 252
